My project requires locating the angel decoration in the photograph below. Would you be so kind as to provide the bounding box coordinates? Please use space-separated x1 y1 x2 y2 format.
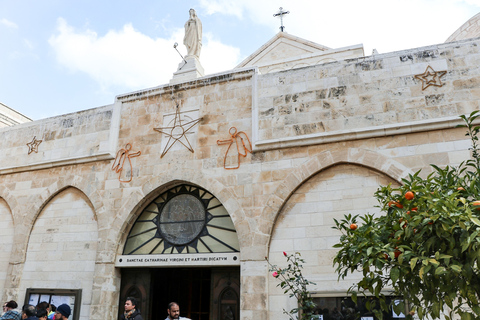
112 143 141 182
217 127 252 170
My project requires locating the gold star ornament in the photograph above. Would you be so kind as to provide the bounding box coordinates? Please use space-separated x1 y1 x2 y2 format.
26 136 42 154
154 106 202 158
414 65 447 90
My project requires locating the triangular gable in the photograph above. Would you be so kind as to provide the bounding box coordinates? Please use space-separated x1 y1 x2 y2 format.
236 32 331 69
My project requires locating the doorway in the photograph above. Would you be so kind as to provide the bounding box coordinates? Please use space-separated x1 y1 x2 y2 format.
119 267 240 320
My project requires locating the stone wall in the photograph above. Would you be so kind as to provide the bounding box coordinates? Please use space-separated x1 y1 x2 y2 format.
0 37 479 320
0 105 117 174
255 39 480 151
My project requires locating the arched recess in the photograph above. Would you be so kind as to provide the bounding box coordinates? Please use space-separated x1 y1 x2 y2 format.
262 148 412 241
1 177 104 306
267 163 401 320
112 168 249 257
19 187 98 320
0 198 14 301
6 176 104 265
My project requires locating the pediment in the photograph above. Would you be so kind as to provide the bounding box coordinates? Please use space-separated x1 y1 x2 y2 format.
236 32 330 69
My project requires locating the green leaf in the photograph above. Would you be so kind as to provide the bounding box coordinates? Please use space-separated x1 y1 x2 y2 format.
410 257 418 271
419 266 425 280
367 247 372 256
451 265 462 273
470 217 480 226
351 291 357 304
435 266 446 275
429 258 440 267
390 267 400 283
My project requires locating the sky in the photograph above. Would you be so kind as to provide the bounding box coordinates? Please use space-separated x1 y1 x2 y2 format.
1 0 480 120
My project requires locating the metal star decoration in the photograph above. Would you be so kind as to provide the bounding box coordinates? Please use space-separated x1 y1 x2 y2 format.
26 136 42 154
414 65 447 90
154 105 202 158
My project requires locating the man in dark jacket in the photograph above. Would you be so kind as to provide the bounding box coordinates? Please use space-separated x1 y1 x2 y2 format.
120 297 142 320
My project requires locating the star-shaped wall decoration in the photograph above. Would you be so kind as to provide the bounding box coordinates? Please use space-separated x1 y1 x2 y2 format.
154 106 202 158
26 136 42 154
414 65 447 90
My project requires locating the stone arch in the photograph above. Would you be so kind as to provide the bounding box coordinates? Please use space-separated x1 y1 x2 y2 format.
7 179 100 268
0 196 15 303
37 177 103 222
18 186 99 320
112 168 249 257
266 162 402 319
0 185 18 223
1 175 105 304
262 148 412 242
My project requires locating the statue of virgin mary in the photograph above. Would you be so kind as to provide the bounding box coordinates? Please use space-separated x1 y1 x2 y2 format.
183 9 202 58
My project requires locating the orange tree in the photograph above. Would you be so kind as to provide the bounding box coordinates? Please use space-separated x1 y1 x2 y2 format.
332 111 480 320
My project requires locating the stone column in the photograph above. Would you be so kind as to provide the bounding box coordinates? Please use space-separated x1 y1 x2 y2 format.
240 260 269 320
89 263 121 320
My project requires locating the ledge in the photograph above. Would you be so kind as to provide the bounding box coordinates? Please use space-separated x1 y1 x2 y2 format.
0 153 114 175
252 116 467 151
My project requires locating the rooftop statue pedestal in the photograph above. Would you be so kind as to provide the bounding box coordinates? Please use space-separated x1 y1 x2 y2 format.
170 56 205 85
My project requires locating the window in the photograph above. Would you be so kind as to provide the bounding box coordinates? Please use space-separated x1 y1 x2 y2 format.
310 295 406 320
25 288 82 320
124 184 239 255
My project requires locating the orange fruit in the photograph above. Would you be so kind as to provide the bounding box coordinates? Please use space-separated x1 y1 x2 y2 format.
350 223 358 230
388 201 403 209
457 187 465 191
405 191 414 200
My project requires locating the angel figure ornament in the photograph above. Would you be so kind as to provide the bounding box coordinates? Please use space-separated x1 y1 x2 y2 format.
217 127 252 169
112 143 141 182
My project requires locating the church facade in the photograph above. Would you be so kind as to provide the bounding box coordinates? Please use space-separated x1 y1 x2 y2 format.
1 13 480 320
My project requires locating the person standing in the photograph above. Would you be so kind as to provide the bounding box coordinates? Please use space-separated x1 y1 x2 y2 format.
1 301 21 320
21 305 37 320
36 309 48 320
54 304 70 320
165 302 190 320
119 297 142 320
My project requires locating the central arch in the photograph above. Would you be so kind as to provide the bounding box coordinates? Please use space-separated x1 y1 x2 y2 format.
117 181 241 320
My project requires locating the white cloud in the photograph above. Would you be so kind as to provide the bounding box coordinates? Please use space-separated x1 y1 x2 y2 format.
48 18 241 91
202 32 241 74
0 18 18 29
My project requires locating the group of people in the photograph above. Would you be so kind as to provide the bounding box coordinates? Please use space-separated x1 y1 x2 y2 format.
0 301 71 320
121 298 190 320
2 297 186 320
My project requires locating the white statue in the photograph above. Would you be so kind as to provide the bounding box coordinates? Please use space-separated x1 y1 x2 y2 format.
183 8 202 58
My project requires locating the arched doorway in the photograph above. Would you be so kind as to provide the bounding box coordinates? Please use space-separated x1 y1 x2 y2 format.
117 184 241 320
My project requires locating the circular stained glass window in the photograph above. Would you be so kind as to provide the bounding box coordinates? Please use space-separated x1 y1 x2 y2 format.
159 194 206 245
123 184 240 255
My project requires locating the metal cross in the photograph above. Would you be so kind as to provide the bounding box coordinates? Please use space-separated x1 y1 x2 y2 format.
273 7 290 32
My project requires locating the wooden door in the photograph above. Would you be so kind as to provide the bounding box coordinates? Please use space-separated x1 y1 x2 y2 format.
210 268 240 320
119 268 151 320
